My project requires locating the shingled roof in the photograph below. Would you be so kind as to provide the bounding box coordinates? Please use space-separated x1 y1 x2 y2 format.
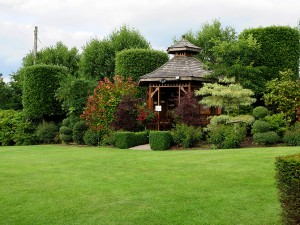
139 37 212 85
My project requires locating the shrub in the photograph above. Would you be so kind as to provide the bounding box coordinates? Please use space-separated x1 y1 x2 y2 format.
114 132 136 149
251 120 271 134
13 118 37 146
275 154 300 225
172 124 202 148
83 129 102 146
59 126 73 144
149 131 172 150
73 121 88 145
252 106 269 119
101 129 116 146
36 122 59 144
253 131 280 145
229 115 255 127
283 123 300 146
0 110 22 146
207 124 246 149
209 115 231 125
134 131 149 146
264 113 287 137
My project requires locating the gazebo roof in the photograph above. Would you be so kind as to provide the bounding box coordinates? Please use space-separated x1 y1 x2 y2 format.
139 37 212 86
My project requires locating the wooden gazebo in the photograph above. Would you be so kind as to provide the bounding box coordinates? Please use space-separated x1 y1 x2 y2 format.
138 37 221 130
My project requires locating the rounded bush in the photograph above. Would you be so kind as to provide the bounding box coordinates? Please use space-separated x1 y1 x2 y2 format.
253 131 280 145
252 106 269 119
59 126 72 135
36 122 59 144
172 124 202 148
59 126 73 144
73 121 88 145
251 120 271 134
83 130 102 146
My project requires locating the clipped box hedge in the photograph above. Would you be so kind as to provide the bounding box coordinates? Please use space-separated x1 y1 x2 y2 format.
149 131 172 150
275 154 300 225
114 131 149 149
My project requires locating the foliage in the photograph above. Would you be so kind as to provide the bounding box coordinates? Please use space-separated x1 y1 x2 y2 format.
174 92 202 126
59 126 73 144
100 129 116 146
73 121 88 145
283 122 300 146
207 124 246 149
264 70 300 123
115 48 168 81
134 131 149 146
114 131 136 149
0 75 19 110
183 19 236 65
252 106 269 119
0 110 22 146
36 122 59 144
112 95 141 131
149 131 172 150
195 77 256 115
253 131 280 145
83 129 102 146
56 76 96 118
81 75 138 133
275 154 300 225
137 105 157 128
264 113 287 137
22 65 68 121
209 115 231 125
241 26 300 79
172 124 202 148
23 41 80 76
229 115 255 127
79 39 115 80
251 120 271 134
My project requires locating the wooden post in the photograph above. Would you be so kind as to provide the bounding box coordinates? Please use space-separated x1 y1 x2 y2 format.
148 85 153 110
33 26 38 65
188 81 191 93
157 87 160 130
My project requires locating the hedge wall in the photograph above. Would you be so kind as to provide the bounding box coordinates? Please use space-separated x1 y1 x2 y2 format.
22 64 68 121
241 26 300 80
275 154 300 225
115 48 169 81
149 131 172 150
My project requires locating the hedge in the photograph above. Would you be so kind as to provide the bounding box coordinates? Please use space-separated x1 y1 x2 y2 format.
149 131 172 150
241 26 300 80
275 154 300 225
253 131 280 145
115 48 169 81
114 131 136 149
22 64 68 121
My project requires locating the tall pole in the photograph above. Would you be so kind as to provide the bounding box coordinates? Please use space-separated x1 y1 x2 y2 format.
33 26 38 65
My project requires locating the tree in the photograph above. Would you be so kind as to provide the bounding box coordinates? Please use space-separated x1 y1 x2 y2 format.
81 75 138 132
264 70 300 123
195 77 256 115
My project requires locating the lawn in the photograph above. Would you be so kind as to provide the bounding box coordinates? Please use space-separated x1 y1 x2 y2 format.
0 145 299 225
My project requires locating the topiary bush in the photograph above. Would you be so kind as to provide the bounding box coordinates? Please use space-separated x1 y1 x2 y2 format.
252 106 269 119
172 124 202 148
275 154 300 225
83 129 102 146
251 120 271 134
207 124 246 149
36 122 59 144
283 122 300 146
73 121 88 145
134 131 149 146
149 131 172 150
253 131 280 145
264 113 287 137
114 131 136 149
59 126 73 144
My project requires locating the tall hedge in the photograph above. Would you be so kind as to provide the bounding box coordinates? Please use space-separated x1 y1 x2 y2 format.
275 154 300 225
22 65 68 121
115 49 169 81
241 26 300 80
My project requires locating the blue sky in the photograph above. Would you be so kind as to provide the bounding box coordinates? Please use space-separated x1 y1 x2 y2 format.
0 0 299 82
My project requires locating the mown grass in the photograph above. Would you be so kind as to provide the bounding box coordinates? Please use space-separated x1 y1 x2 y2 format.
0 145 299 225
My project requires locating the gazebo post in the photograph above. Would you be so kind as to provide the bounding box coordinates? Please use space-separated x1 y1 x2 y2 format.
157 87 160 130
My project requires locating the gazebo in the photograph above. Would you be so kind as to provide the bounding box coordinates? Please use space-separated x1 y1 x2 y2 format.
138 37 221 130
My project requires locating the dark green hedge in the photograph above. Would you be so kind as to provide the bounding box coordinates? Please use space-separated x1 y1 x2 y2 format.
275 154 300 225
22 64 68 121
115 48 168 81
114 131 136 149
134 131 149 146
241 26 300 79
149 131 172 150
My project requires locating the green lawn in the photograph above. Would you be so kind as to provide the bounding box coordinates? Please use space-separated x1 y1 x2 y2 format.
0 145 299 225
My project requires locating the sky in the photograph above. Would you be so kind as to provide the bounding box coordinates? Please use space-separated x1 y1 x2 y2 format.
0 0 299 82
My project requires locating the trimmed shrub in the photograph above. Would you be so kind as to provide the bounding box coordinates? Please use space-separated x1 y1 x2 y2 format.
207 124 246 149
283 122 300 146
0 110 22 146
253 131 279 145
114 132 136 149
264 113 287 137
83 129 102 146
134 131 149 146
275 154 300 225
59 126 73 144
230 115 255 127
149 131 172 150
172 124 202 148
101 129 116 146
36 122 59 144
252 106 269 119
251 120 271 134
115 48 168 81
208 115 231 125
73 121 88 145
